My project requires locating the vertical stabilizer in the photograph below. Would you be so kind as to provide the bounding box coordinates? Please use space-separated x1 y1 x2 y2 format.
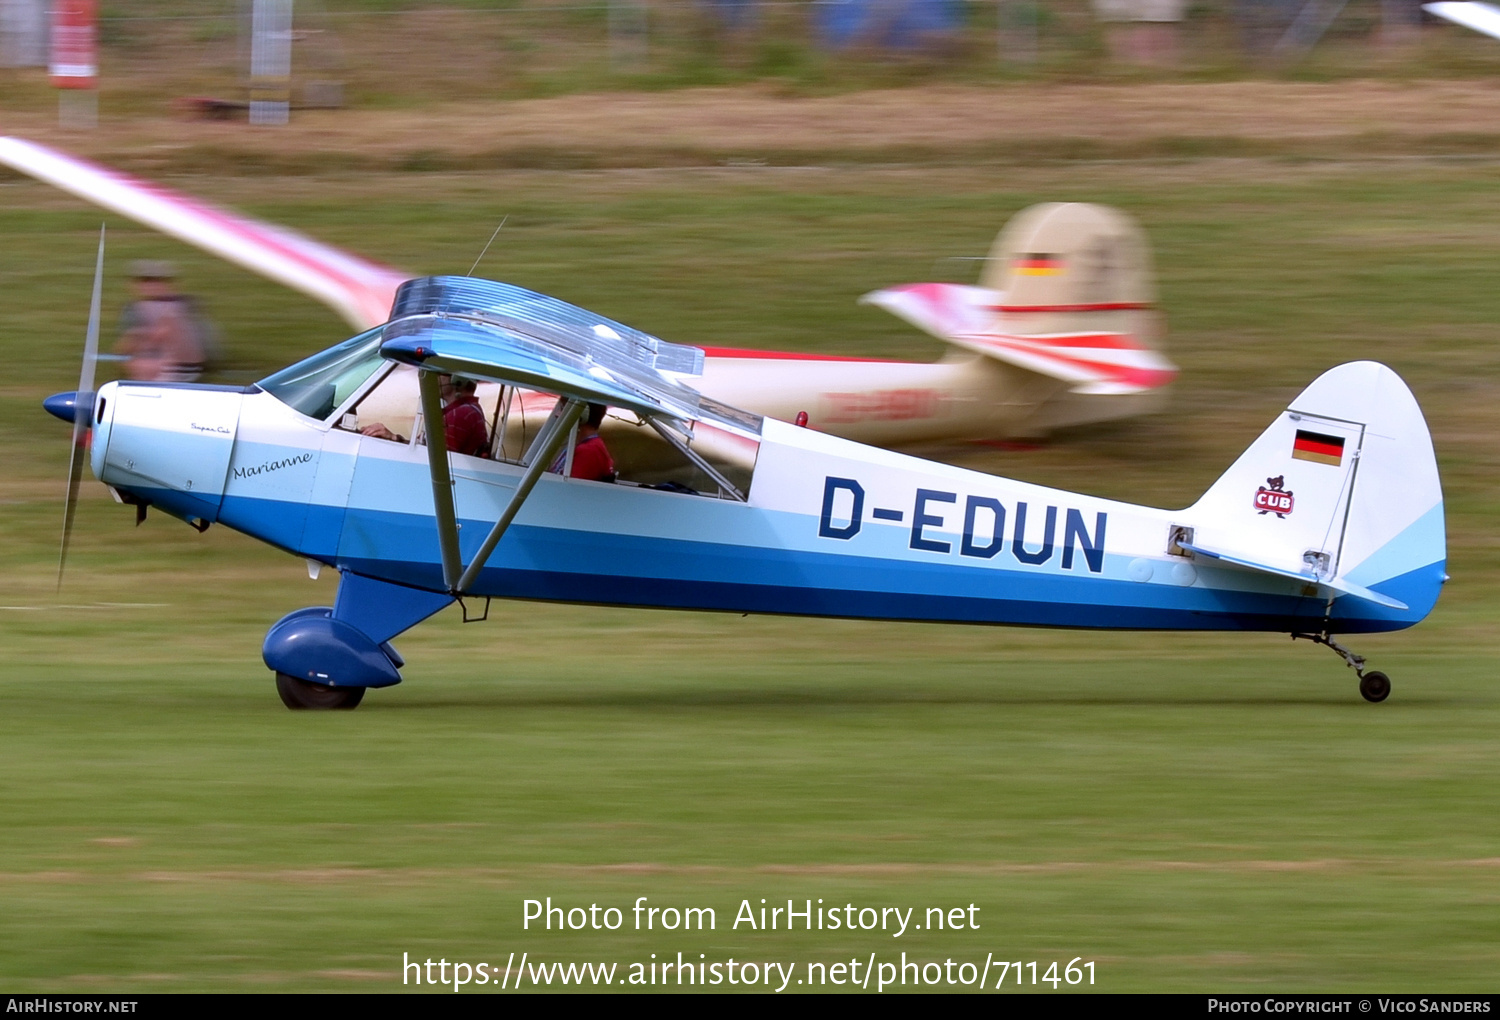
982 202 1160 346
859 203 1175 419
1186 362 1445 629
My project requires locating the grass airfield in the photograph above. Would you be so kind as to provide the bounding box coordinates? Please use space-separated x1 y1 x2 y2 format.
2 154 1500 991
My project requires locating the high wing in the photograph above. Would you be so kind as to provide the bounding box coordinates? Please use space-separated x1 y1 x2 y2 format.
1424 1 1500 40
862 282 1177 395
375 275 754 596
0 136 408 330
381 276 710 422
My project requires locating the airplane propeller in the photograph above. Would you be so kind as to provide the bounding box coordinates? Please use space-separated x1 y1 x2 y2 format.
54 225 106 589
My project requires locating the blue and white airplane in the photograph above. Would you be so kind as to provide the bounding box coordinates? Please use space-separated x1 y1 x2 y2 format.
46 270 1445 708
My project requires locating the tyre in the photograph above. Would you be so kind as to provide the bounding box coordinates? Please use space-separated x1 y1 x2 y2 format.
1359 670 1391 704
275 671 366 710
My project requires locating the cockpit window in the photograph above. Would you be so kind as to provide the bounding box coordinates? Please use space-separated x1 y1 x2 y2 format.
258 327 385 420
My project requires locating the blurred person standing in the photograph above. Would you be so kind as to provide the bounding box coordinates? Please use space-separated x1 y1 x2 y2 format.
116 260 206 383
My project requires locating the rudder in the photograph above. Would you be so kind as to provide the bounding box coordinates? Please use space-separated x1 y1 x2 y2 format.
1185 362 1445 631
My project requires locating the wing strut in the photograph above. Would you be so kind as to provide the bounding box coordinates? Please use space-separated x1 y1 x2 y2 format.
455 399 584 593
420 371 464 592
419 373 587 594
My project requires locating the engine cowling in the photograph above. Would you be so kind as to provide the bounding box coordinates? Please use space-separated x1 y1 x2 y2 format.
92 381 245 526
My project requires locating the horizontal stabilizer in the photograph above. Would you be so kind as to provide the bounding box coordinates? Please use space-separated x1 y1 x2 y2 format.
1179 541 1409 611
862 282 1177 394
0 136 409 330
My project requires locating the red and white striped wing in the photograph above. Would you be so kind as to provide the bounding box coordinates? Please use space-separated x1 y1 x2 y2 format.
862 281 995 338
0 136 411 330
863 282 1176 395
953 330 1177 395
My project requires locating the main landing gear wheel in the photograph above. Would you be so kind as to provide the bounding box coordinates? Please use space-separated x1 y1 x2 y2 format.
275 672 366 710
1359 670 1392 704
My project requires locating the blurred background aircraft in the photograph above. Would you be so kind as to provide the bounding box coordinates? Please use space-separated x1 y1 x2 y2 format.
0 137 1176 452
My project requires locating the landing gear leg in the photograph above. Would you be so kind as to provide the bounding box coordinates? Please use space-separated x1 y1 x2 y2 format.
1292 631 1390 703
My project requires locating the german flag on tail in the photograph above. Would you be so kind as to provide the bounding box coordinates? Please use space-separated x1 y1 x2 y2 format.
1292 429 1344 466
1014 253 1063 276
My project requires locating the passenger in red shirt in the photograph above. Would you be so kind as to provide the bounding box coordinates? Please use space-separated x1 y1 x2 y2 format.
569 403 616 482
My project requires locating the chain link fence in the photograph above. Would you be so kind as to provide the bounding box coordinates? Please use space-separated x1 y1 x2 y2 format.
0 1 1469 112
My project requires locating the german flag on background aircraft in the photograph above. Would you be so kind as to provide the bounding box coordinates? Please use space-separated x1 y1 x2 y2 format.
1292 429 1344 466
1014 253 1063 276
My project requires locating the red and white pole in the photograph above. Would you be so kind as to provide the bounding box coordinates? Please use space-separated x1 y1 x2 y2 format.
49 0 98 128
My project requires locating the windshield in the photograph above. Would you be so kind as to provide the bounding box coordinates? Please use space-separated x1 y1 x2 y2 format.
258 327 385 420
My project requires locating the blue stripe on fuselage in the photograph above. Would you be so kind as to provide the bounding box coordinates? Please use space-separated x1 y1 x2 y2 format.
205 492 1419 634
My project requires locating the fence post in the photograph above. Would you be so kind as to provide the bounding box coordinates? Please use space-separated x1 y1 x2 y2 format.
998 0 1038 64
250 0 294 125
609 0 649 71
0 0 48 67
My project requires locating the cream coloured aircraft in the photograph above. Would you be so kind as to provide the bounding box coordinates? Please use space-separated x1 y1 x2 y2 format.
1 137 1176 451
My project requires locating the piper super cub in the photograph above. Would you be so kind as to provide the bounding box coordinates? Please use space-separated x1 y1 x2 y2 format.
44 246 1443 708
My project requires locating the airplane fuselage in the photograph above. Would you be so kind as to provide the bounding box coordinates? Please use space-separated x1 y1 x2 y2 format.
88 378 1426 637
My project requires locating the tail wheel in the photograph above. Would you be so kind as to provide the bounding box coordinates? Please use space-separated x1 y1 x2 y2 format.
275 672 366 710
1359 670 1392 704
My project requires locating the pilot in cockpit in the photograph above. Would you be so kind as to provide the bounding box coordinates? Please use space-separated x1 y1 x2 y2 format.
360 374 488 456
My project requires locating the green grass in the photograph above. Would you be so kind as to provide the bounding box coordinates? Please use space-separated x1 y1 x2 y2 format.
2 157 1500 991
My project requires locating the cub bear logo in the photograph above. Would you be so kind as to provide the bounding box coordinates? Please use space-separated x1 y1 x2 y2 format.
1253 476 1294 518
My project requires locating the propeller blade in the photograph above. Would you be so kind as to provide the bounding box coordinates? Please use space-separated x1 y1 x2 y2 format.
58 225 106 589
57 439 87 590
